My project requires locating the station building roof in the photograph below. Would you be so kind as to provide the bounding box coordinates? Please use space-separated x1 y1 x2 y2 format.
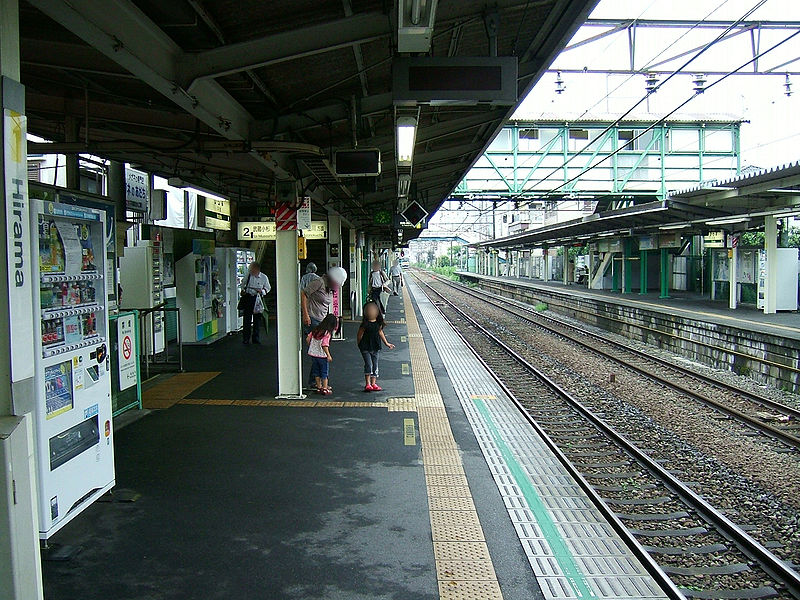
20 0 596 238
475 161 800 249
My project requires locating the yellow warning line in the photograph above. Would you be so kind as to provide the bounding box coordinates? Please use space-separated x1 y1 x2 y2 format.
177 398 388 408
402 286 504 600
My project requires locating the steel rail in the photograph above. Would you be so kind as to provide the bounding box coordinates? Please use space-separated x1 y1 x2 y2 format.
412 270 800 599
432 273 800 449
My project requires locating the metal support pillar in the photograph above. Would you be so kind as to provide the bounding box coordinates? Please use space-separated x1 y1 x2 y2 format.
493 251 499 277
0 0 44 596
659 249 670 299
611 257 619 292
107 161 126 217
729 243 738 310
764 216 778 314
622 240 632 294
349 229 362 319
639 250 648 295
562 246 569 285
275 229 303 398
64 115 79 190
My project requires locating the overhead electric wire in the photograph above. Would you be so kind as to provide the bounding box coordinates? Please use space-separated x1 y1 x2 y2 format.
543 27 800 198
516 0 770 198
572 0 733 121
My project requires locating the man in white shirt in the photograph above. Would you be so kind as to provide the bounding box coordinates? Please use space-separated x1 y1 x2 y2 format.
389 260 403 296
240 261 271 344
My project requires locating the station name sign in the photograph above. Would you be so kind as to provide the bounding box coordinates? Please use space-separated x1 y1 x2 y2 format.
199 195 231 230
237 220 327 241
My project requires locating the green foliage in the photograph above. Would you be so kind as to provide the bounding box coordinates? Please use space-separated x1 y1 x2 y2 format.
436 255 452 268
739 231 765 248
534 302 548 311
431 266 459 280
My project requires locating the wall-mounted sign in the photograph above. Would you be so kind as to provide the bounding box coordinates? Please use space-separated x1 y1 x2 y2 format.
659 232 682 248
297 197 312 230
116 314 137 391
638 235 657 251
199 195 231 230
238 203 271 219
237 220 328 241
374 240 392 250
125 166 149 212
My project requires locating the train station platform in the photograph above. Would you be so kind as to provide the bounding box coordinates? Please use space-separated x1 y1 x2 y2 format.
456 271 800 393
42 283 672 600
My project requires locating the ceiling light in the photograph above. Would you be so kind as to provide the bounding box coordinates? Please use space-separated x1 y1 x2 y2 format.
705 216 750 226
658 223 690 230
398 174 411 197
396 116 417 165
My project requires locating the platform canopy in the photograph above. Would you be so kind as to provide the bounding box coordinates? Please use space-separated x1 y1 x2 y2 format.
19 0 597 237
476 161 800 249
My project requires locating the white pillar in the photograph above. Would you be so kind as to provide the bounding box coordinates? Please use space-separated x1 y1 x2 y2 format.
0 0 44 597
563 246 569 285
349 229 362 318
764 216 778 314
275 229 303 398
543 250 551 282
729 243 738 310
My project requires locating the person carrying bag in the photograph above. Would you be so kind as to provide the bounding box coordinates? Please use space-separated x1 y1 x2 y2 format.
368 260 390 315
239 261 271 344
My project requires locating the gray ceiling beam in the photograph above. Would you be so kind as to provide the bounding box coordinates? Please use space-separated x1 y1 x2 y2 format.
177 12 389 84
251 92 393 139
27 0 253 141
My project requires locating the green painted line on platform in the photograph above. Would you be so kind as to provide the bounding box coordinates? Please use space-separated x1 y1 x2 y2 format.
473 397 596 599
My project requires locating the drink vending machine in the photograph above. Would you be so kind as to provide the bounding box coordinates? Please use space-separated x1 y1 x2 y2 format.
215 248 254 334
22 200 115 539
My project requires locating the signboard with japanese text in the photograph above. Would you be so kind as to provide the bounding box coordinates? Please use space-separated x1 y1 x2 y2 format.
238 220 327 241
116 314 137 391
199 195 231 230
125 166 149 212
297 196 312 230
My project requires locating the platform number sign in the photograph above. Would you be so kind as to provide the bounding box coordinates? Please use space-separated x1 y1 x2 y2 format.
117 314 137 391
400 201 427 227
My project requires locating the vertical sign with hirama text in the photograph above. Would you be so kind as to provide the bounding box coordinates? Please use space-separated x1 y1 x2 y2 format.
125 166 149 212
4 108 34 383
117 314 137 391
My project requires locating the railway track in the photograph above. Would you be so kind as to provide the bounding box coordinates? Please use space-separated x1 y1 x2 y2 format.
412 271 800 600
423 271 800 451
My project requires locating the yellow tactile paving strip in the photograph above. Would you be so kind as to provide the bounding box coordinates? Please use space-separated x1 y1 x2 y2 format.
403 286 504 600
177 398 388 408
142 372 221 408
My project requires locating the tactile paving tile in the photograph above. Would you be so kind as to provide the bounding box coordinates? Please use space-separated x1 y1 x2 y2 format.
424 464 466 476
429 496 477 511
437 560 498 581
438 579 504 600
430 510 483 529
432 523 486 542
427 485 473 498
387 397 417 412
434 541 493 562
426 474 470 487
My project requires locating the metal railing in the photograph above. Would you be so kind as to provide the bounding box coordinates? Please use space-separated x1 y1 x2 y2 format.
120 304 183 379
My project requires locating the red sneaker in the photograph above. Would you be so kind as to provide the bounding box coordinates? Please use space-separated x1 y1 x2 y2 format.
371 384 383 392
364 384 374 392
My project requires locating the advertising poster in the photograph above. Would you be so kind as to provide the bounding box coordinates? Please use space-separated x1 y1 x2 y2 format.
45 360 73 419
117 314 137 391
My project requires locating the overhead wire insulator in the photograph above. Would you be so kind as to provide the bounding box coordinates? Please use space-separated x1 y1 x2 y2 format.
785 73 793 97
555 71 566 94
692 73 707 94
645 72 659 94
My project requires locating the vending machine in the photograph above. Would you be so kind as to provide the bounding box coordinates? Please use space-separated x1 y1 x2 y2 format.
176 240 223 343
215 247 254 333
757 248 799 311
22 200 115 539
119 241 165 353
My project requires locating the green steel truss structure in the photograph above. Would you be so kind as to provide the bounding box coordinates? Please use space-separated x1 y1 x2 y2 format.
454 119 742 207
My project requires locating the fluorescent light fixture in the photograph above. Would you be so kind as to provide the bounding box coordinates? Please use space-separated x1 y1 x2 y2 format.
396 116 417 165
397 174 411 197
598 232 616 237
658 223 690 230
705 216 750 226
